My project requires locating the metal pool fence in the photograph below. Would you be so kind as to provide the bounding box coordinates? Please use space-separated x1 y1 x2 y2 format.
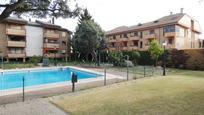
0 64 164 105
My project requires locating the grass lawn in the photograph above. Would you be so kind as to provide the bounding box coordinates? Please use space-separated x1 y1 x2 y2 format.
3 63 36 69
50 69 204 115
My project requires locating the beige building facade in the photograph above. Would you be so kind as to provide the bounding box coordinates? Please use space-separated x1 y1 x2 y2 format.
0 17 71 62
106 12 202 51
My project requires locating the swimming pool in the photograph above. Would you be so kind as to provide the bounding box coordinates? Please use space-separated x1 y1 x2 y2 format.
0 68 99 90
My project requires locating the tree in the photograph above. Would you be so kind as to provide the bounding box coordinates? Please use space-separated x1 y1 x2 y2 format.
72 9 105 62
148 40 164 66
78 8 92 24
0 0 80 22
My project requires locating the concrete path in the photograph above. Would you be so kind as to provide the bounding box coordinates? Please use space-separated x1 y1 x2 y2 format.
0 99 68 115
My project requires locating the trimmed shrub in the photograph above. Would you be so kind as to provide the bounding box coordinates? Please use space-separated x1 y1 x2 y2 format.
122 51 140 65
138 51 154 65
29 56 42 65
108 51 123 66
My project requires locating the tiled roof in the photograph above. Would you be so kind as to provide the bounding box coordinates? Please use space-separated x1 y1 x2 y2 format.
106 13 185 35
4 17 27 24
36 20 61 29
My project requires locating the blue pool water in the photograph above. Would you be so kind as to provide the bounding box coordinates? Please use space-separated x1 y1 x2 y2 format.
0 68 98 90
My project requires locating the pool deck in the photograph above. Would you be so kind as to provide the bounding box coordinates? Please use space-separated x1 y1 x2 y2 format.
0 98 68 115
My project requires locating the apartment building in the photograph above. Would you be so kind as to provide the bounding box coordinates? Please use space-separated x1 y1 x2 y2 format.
106 11 202 51
0 17 27 62
0 17 71 62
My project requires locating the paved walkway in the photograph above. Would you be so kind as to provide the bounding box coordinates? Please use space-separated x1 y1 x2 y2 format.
0 99 68 115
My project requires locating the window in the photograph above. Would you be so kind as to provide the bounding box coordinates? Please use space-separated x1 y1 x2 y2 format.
113 35 116 39
111 43 115 47
150 30 154 34
130 33 133 37
120 34 122 38
140 41 143 48
134 32 138 37
191 20 194 29
123 42 128 47
133 41 138 47
62 32 66 37
163 25 175 33
168 38 173 44
140 32 143 39
124 33 128 38
9 48 24 54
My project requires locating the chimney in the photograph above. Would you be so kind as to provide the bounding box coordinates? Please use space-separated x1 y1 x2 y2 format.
170 12 173 15
180 8 184 13
52 17 55 24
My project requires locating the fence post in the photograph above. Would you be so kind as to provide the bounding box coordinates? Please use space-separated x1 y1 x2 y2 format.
127 64 129 80
152 66 154 76
22 76 25 102
104 68 106 86
144 66 146 77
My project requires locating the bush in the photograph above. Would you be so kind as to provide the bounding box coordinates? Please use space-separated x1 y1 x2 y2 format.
29 56 42 65
122 51 140 65
138 51 154 65
108 51 123 66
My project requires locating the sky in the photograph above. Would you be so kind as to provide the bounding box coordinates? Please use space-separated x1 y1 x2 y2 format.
54 0 204 38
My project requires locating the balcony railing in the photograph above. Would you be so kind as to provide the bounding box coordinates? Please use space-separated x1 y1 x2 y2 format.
109 39 117 42
60 46 67 50
44 53 65 58
44 43 60 49
121 47 128 50
7 41 26 47
129 46 138 50
118 38 129 41
144 34 156 39
129 36 139 40
7 53 26 58
6 29 26 36
44 32 60 39
164 32 176 37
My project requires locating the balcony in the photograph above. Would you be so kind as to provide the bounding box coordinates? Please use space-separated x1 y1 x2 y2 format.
7 41 26 47
144 34 156 39
129 46 138 50
7 53 25 58
6 29 26 36
44 32 60 39
129 36 139 40
60 46 67 50
44 53 65 58
109 39 117 42
118 38 129 41
44 43 60 49
121 47 128 51
164 32 176 37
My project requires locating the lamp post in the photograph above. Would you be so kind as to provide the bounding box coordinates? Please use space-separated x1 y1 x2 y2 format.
54 46 57 66
0 48 3 69
162 41 167 76
0 53 3 69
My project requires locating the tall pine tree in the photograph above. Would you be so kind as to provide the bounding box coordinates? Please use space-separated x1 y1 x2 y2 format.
72 9 105 62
